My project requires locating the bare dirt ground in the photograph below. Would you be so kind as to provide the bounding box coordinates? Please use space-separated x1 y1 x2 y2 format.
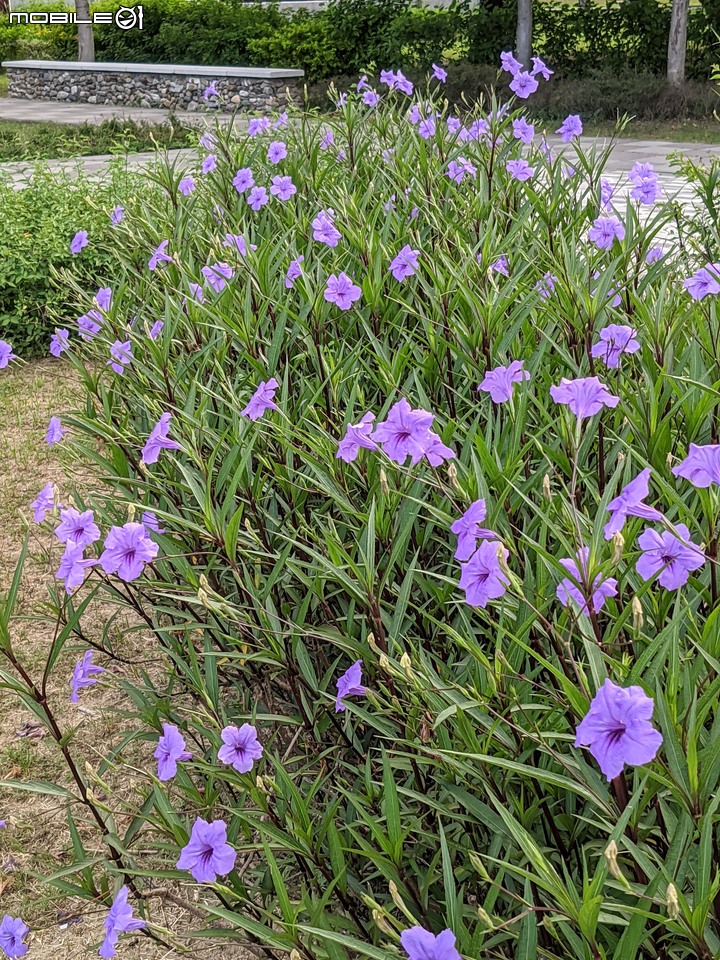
0 360 251 959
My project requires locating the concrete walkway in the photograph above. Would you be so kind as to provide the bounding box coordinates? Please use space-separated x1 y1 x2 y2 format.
0 97 237 127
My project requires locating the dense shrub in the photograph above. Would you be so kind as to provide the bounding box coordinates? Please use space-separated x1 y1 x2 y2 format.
0 164 148 357
4 73 720 960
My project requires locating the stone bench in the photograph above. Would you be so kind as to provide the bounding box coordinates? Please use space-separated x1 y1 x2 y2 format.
0 60 305 111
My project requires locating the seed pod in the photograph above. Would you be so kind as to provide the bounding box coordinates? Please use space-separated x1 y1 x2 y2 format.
632 596 643 630
543 474 552 501
604 840 623 880
380 468 389 495
612 530 624 564
399 651 413 680
666 883 680 920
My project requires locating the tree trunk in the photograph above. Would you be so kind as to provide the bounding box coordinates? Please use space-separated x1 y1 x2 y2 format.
75 0 95 62
667 0 689 88
516 0 533 71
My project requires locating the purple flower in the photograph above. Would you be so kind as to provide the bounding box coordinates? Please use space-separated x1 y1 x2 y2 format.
274 111 288 129
217 723 263 773
148 240 172 271
201 154 217 175
556 547 617 616
107 339 133 375
604 469 663 539
141 510 165 535
312 210 341 247
450 500 496 561
110 206 124 225
50 329 70 357
591 324 640 369
232 168 254 193
70 230 88 254
489 255 510 276
447 158 476 184
636 524 705 590
30 482 55 523
176 818 237 883
512 117 535 143
203 81 218 100
336 412 378 462
270 175 297 201
285 257 304 289
672 444 720 487
432 63 448 82
588 216 625 250
199 132 217 151
645 246 664 264
99 522 159 582
188 283 205 303
241 378 279 421
178 176 196 196
363 89 380 107
478 360 530 403
247 117 270 136
371 399 433 465
531 56 553 80
393 70 413 95
141 413 181 465
418 116 436 140
550 377 619 419
0 341 17 369
154 724 192 782
267 140 287 164
506 159 534 182
320 129 335 150
401 927 461 960
500 51 522 75
600 178 615 210
556 114 582 141
575 678 663 780
202 262 233 294
509 71 539 99
55 507 100 548
222 235 254 258
390 245 420 282
70 650 104 702
629 161 655 181
0 916 29 959
683 263 720 300
324 272 362 310
78 309 103 340
247 186 269 210
630 176 662 205
422 432 455 467
335 660 366 712
459 540 510 608
46 416 68 447
59 552 94 607
536 272 557 299
149 320 164 340
98 886 146 959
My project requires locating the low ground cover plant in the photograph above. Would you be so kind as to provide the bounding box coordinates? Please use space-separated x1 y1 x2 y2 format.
3 57 720 960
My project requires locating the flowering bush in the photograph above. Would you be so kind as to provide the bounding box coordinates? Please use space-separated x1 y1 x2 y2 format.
4 60 720 960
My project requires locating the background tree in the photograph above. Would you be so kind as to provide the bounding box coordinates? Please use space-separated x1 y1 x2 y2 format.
667 0 689 87
516 0 532 68
75 0 95 61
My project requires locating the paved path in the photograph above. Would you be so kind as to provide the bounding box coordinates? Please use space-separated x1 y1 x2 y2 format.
0 97 237 127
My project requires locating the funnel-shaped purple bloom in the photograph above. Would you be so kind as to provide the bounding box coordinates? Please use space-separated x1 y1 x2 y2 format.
312 210 341 247
324 273 361 310
232 168 254 194
176 818 237 883
636 524 705 590
0 915 29 959
604 469 663 539
371 399 434 465
148 240 172 271
450 499 496 561
141 413 181 465
70 231 88 255
556 547 617 616
683 264 720 301
70 650 104 702
218 723 263 773
46 416 68 446
556 114 582 141
509 71 538 99
30 482 55 523
98 886 146 958
241 378 279 421
202 262 233 294
0 341 17 368
591 324 639 369
401 926 461 960
50 329 70 357
56 542 99 594
478 361 530 403
99 522 159 582
335 660 366 712
672 444 720 487
337 412 378 462
285 257 304 289
588 216 625 250
154 723 192 782
459 540 510 607
390 245 420 282
55 507 100 548
550 377 619 420
575 678 663 780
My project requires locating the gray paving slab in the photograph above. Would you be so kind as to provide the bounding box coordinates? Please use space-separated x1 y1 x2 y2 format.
0 97 239 127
